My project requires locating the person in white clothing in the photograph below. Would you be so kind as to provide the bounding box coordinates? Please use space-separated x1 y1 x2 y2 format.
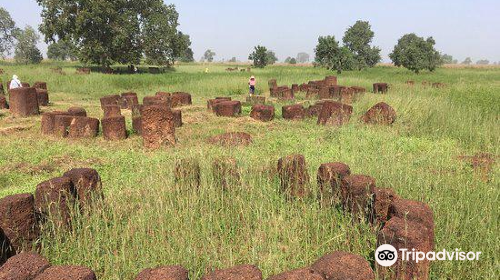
9 75 22 89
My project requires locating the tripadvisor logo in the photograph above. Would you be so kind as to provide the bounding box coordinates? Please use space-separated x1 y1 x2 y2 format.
375 244 481 267
376 244 398 267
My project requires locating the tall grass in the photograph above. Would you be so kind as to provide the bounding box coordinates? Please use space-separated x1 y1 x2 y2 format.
0 62 498 279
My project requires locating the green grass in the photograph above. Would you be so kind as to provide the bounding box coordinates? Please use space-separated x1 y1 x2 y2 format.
0 62 498 279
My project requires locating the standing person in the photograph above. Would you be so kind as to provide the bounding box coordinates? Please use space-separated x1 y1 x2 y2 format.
9 75 22 89
248 76 256 96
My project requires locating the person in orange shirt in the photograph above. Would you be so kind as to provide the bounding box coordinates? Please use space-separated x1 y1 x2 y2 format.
248 76 256 96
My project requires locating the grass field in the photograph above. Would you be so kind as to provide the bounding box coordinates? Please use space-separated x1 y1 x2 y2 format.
0 62 498 279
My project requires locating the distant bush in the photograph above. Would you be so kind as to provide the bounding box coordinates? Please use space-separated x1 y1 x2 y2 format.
461 57 472 65
284 57 297 64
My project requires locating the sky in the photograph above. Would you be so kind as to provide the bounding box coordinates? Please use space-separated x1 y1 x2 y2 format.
1 0 499 63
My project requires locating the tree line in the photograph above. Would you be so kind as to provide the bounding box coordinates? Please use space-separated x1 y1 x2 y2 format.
1 4 497 72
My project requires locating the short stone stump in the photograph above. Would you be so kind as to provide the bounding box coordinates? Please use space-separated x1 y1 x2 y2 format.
101 116 127 140
277 154 310 198
141 106 176 149
0 193 39 253
100 94 121 109
250 104 274 122
282 104 305 120
68 117 100 138
311 251 375 280
362 102 396 125
213 101 242 117
317 101 353 126
201 264 262 280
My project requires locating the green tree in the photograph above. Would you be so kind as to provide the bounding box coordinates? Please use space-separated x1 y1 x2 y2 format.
314 35 354 74
47 39 78 61
249 45 269 68
266 50 278 64
389 33 442 73
296 52 310 63
228 57 237 63
0 7 19 58
14 26 43 64
462 57 472 65
441 54 454 64
143 3 184 66
342 20 381 70
36 0 189 67
203 49 216 62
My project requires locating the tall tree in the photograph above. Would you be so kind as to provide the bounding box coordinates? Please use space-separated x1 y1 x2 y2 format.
0 7 19 58
342 20 381 70
389 33 442 73
296 52 310 63
36 0 189 67
249 45 269 68
143 3 181 66
203 49 216 62
47 39 78 61
14 26 43 64
314 35 354 74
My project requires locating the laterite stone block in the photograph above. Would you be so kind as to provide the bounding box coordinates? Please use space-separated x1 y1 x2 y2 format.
100 94 120 108
8 87 39 117
63 168 103 210
268 268 324 280
36 89 49 106
213 101 242 117
68 117 99 138
141 106 176 149
377 217 433 280
277 155 310 198
282 104 305 120
212 157 240 190
121 92 139 109
341 175 376 221
0 252 50 279
102 105 122 118
250 104 274 122
201 264 262 280
317 162 351 205
101 116 127 140
34 265 97 280
373 83 388 93
317 101 353 126
362 102 396 125
34 176 76 227
135 266 189 280
67 107 87 117
0 194 39 253
311 251 375 280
